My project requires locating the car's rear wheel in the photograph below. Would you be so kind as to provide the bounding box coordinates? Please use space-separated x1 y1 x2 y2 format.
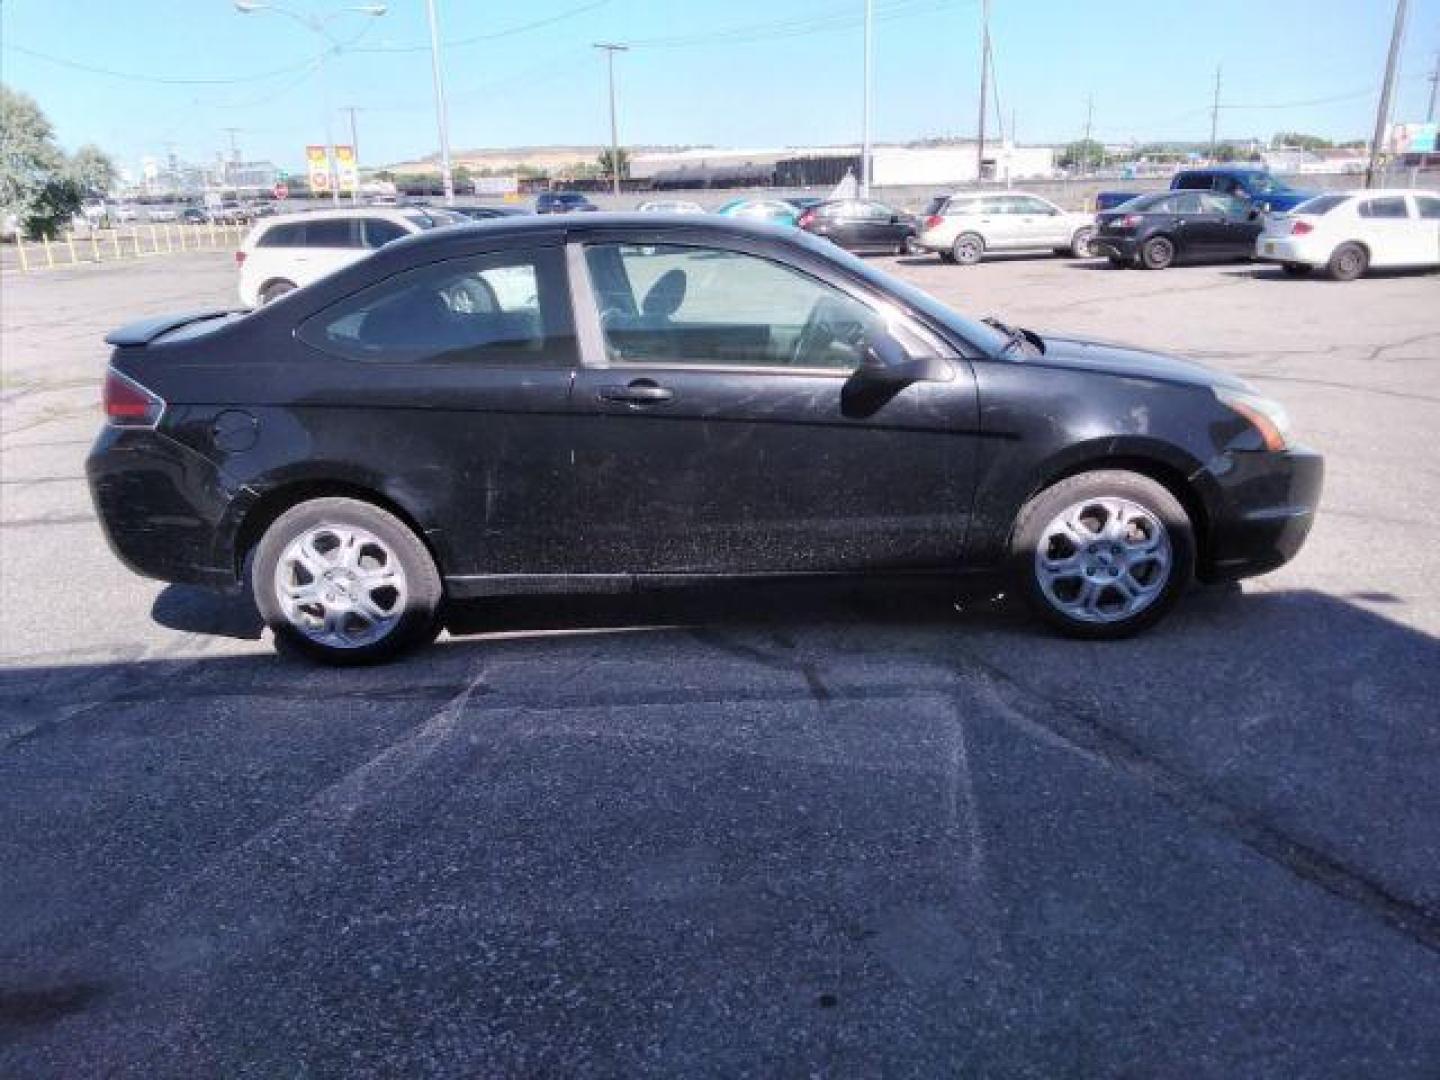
1140 235 1175 270
252 497 442 665
951 233 985 265
259 279 296 304
1011 470 1194 639
1068 227 1095 257
1327 242 1367 282
1281 262 1313 276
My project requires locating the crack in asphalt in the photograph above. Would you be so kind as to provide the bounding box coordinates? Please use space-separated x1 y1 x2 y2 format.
948 643 1440 956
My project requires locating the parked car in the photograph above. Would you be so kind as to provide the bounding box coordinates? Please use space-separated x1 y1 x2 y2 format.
1090 191 1265 269
449 205 532 221
1254 189 1440 281
111 205 139 224
536 191 598 214
1096 167 1316 214
636 199 706 214
796 198 916 254
714 198 799 226
235 207 455 306
182 207 210 224
915 192 1094 264
145 207 178 223
783 196 824 213
88 213 1320 663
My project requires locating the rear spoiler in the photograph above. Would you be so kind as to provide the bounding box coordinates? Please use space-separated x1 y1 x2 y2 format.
104 309 239 347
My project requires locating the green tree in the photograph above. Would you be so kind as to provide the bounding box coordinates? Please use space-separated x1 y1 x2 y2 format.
597 147 630 182
1058 139 1105 170
1273 132 1333 151
68 143 117 195
1 85 67 235
453 164 474 192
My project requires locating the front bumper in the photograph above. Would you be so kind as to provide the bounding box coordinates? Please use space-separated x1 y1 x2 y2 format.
87 426 244 591
1199 446 1324 581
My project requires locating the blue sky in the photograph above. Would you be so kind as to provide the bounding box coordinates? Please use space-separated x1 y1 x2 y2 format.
3 0 1438 175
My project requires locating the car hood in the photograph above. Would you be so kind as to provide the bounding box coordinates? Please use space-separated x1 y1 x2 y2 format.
1033 334 1249 391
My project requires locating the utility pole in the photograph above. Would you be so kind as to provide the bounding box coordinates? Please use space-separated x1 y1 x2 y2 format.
976 0 990 183
594 42 629 198
861 0 873 197
1366 0 1409 188
345 107 361 204
221 127 242 188
1081 94 1093 177
1208 65 1222 161
1426 51 1438 122
424 0 455 204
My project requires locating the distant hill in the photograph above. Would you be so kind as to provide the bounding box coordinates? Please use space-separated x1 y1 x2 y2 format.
385 145 699 175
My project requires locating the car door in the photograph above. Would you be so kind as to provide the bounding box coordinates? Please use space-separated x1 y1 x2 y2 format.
977 196 1022 249
296 217 365 283
1355 195 1414 266
564 234 981 574
1193 193 1259 257
1412 194 1440 265
293 242 583 578
1163 192 1218 257
1015 196 1070 246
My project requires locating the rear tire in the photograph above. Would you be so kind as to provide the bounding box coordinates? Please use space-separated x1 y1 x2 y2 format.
1140 235 1175 270
1327 242 1367 282
252 497 443 665
259 279 296 304
1067 227 1095 258
1011 470 1194 640
951 232 985 266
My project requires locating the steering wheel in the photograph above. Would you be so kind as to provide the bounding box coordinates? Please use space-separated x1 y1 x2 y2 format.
440 275 498 315
791 297 867 367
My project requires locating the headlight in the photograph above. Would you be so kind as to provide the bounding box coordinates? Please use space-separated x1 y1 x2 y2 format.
1215 388 1292 452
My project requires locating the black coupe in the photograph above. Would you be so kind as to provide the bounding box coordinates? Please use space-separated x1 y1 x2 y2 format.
89 215 1321 662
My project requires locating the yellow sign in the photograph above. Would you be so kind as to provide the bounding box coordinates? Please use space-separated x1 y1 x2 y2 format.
335 145 358 194
306 145 331 193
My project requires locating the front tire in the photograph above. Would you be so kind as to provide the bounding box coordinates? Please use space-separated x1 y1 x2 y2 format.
1011 470 1195 640
1140 235 1175 270
252 497 443 665
1327 242 1367 282
951 232 985 266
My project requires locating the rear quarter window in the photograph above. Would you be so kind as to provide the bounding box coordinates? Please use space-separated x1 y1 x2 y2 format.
1411 195 1440 220
258 222 306 247
1294 195 1349 216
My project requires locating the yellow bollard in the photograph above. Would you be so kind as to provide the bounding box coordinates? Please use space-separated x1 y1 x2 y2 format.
148 224 158 254
65 230 78 265
179 224 188 252
42 233 55 268
16 237 30 273
112 228 122 260
90 229 101 262
132 228 143 257
164 223 174 253
208 220 217 247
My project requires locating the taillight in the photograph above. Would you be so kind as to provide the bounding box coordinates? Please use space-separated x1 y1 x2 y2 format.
103 369 165 427
1290 220 1313 236
924 214 943 230
234 250 247 265
1116 214 1142 229
798 210 816 227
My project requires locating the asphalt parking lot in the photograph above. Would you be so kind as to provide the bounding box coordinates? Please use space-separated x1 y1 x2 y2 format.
3 248 1439 1077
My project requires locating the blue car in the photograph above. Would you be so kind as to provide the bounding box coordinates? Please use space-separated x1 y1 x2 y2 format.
714 198 799 227
1097 168 1316 214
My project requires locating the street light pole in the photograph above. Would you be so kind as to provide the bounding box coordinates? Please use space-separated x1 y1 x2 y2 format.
424 0 455 204
233 1 385 206
976 0 990 183
861 0 872 197
1365 0 1409 188
594 43 629 198
345 107 362 205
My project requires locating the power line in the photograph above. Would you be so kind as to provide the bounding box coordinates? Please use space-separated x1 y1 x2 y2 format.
628 0 956 50
352 0 612 55
1 42 319 85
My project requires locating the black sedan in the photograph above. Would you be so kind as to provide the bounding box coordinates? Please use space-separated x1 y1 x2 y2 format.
1091 191 1265 269
797 199 917 254
448 205 532 222
88 215 1321 663
535 191 598 214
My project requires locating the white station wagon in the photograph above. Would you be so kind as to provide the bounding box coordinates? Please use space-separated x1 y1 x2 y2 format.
915 191 1095 265
1255 189 1440 280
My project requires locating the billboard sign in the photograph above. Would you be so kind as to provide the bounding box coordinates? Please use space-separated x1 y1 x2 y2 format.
334 145 358 194
306 145 331 193
1390 122 1438 154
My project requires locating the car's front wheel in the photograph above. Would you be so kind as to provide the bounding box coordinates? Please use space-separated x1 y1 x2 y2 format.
1140 235 1175 270
252 497 443 664
1011 470 1194 639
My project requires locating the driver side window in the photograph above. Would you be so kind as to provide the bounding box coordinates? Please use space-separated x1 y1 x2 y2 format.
583 243 892 371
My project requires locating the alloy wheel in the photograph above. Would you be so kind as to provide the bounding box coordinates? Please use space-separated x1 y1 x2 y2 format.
1034 496 1172 624
274 524 409 649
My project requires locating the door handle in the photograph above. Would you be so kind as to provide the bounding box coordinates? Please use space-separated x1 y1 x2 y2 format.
599 380 674 404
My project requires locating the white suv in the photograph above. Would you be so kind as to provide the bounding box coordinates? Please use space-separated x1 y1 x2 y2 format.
915 192 1095 265
236 207 455 306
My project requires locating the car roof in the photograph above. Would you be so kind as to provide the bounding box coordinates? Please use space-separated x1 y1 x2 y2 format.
255 207 428 226
1316 188 1432 198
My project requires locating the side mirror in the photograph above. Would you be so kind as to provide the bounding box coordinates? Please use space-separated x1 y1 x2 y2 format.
857 331 953 385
